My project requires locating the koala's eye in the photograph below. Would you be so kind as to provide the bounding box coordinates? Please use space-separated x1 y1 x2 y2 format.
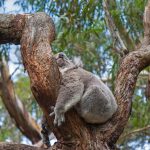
58 53 64 58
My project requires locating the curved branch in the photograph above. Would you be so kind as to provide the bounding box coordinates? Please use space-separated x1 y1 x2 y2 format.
99 1 150 146
0 57 41 144
20 12 108 149
0 14 26 44
105 48 150 146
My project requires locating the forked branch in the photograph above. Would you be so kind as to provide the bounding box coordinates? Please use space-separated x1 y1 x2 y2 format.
0 1 150 149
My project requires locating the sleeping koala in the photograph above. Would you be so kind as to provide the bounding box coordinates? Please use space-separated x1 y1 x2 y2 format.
50 52 118 126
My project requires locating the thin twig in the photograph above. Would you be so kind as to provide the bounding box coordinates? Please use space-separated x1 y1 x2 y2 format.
119 125 150 141
103 0 128 56
9 65 20 80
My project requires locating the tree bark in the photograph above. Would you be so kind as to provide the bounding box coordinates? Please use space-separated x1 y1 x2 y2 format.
0 14 26 44
0 142 44 150
0 1 150 149
0 57 41 144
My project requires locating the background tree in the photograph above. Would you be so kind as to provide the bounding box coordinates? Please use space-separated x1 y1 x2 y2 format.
0 0 149 149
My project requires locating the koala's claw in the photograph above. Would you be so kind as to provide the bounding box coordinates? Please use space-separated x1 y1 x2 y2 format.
54 113 65 127
49 106 55 116
49 111 55 116
49 107 65 126
50 106 55 111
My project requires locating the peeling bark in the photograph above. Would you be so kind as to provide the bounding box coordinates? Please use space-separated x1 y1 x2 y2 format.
0 58 41 144
0 1 150 149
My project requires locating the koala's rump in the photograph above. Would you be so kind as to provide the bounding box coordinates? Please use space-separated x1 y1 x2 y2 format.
74 68 117 124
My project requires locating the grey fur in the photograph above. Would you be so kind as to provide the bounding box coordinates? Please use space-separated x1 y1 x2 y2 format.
72 56 83 68
51 52 118 126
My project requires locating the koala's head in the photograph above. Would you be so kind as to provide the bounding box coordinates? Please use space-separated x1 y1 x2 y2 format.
54 52 73 68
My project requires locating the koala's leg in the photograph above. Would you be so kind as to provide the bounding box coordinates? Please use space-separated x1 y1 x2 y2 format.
78 85 114 124
41 116 51 148
51 80 84 126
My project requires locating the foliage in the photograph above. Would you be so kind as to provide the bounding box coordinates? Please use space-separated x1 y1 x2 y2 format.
0 98 22 142
14 73 42 120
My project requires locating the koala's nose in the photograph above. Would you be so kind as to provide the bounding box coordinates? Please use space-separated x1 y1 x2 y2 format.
59 53 64 58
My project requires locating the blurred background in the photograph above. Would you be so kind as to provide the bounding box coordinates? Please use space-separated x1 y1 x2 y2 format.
0 0 150 149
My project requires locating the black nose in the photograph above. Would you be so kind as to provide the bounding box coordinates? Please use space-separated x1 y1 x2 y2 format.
59 53 64 58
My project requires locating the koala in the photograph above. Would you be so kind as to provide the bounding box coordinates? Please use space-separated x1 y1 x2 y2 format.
50 52 118 126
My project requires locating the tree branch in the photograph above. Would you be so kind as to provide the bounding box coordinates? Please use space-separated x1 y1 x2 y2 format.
19 12 108 149
103 0 128 56
0 57 41 144
0 14 26 44
119 124 150 141
103 1 150 145
110 0 135 51
0 142 44 150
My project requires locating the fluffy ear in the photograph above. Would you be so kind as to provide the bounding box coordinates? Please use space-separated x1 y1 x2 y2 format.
72 56 83 68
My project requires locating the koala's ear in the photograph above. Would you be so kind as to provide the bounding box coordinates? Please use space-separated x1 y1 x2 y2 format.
72 56 83 68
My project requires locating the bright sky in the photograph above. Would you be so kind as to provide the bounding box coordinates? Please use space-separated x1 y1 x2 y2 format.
0 0 21 13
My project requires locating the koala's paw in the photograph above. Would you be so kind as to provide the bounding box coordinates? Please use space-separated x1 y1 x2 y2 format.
50 107 65 127
54 111 65 127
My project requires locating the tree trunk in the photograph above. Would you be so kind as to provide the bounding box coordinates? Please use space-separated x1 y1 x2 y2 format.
0 1 150 149
0 57 41 144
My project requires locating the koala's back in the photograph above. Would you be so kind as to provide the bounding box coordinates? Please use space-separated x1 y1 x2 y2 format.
74 68 107 90
64 67 117 124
